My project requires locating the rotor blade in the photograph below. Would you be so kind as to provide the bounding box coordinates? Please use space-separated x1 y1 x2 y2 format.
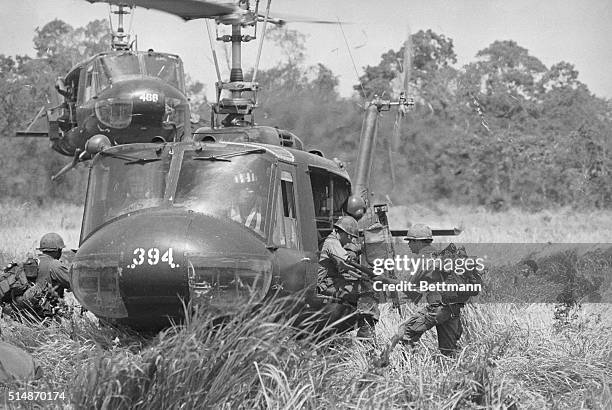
391 110 402 152
402 24 412 93
391 25 412 152
263 12 351 25
86 0 237 20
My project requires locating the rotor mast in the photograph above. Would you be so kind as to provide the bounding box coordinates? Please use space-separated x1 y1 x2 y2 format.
353 93 413 207
110 4 133 51
210 1 265 128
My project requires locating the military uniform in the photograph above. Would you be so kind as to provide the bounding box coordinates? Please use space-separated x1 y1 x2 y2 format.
13 254 71 315
7 233 72 319
401 243 482 356
317 231 379 324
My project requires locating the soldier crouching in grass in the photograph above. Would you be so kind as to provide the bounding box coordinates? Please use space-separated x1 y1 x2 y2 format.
1 233 72 321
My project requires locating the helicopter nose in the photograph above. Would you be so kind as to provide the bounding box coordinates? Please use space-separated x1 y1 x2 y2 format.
71 209 273 330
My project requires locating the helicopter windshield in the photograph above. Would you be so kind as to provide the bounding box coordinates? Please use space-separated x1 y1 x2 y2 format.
82 149 170 237
174 151 273 238
99 53 141 81
143 54 182 90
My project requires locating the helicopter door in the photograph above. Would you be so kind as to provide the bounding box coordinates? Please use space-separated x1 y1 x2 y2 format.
270 167 307 293
309 167 351 243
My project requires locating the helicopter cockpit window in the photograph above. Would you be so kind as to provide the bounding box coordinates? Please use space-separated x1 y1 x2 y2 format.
82 150 170 237
99 53 141 81
309 167 350 231
174 152 272 238
95 58 111 93
272 170 300 249
83 64 95 102
143 54 182 90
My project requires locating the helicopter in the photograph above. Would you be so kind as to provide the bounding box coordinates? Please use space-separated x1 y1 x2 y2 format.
67 0 459 331
16 3 192 180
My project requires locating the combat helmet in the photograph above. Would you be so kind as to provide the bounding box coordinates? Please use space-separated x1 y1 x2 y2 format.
334 216 359 238
404 224 432 241
37 233 65 251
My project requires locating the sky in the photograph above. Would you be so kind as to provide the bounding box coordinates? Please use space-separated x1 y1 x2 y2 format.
1 0 611 100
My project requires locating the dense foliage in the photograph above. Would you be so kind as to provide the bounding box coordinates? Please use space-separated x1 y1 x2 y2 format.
1 22 610 210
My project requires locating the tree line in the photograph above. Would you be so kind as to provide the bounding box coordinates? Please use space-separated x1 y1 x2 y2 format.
1 20 610 210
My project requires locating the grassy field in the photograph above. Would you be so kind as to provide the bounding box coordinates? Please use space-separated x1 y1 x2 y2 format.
1 201 611 409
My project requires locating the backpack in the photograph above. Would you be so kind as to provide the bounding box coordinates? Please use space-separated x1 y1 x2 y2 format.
433 243 483 303
0 263 29 301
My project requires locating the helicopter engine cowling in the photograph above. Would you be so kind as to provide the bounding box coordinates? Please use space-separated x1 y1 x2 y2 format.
71 209 273 330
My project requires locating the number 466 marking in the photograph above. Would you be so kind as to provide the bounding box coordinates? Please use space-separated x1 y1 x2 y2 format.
129 248 178 269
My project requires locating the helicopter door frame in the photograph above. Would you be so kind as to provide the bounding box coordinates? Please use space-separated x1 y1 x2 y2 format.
268 162 312 294
83 63 96 103
308 166 351 242
271 165 302 250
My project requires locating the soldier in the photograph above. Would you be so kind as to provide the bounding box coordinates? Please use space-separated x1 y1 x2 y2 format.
317 216 379 339
400 223 465 356
229 170 264 236
11 233 72 319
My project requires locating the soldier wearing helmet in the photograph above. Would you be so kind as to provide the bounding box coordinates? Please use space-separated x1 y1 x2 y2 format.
229 169 264 235
317 215 379 339
399 223 464 356
12 233 71 318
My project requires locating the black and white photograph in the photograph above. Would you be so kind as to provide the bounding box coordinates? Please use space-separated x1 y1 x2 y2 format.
0 0 610 408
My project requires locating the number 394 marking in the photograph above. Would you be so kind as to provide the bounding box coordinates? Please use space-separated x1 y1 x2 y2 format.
129 248 177 269
139 93 159 102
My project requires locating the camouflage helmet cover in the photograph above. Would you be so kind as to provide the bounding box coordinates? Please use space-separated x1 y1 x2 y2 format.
404 223 433 241
38 233 65 251
334 216 359 238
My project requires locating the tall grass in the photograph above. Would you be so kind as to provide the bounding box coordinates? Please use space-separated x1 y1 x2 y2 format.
2 300 610 409
1 201 611 408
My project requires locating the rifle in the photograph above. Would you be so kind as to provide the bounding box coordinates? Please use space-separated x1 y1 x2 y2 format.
328 253 424 305
329 253 399 287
